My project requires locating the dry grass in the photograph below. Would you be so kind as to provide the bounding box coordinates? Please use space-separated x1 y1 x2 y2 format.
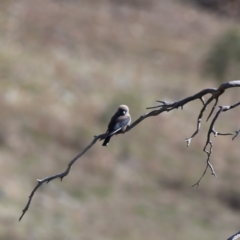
0 0 240 239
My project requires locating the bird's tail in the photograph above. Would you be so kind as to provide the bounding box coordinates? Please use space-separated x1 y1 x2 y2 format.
102 136 111 146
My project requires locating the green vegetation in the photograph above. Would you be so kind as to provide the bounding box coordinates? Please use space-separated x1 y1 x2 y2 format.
204 29 240 82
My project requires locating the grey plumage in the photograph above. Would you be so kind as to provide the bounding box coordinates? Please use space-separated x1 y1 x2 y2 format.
102 105 131 146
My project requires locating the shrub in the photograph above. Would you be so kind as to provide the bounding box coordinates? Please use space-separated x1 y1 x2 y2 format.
203 29 240 83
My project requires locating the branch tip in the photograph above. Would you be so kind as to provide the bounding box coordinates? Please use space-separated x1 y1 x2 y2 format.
232 129 240 140
192 183 199 188
185 138 192 147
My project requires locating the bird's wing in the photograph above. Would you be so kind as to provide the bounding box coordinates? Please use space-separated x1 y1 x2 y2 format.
107 116 130 137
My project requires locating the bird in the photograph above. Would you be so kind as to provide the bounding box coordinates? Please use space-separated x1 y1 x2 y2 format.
102 105 131 146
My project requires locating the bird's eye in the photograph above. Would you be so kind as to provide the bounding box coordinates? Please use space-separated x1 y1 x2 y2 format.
122 110 126 115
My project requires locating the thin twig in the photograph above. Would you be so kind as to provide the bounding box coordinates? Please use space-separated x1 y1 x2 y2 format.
232 129 240 140
206 98 218 122
19 133 105 221
192 101 240 187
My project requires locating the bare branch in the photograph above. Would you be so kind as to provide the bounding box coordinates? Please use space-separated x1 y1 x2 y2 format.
20 80 240 221
200 97 205 105
232 129 240 140
186 96 214 147
19 133 105 221
192 142 216 187
192 100 240 186
147 88 217 110
185 80 240 146
206 98 219 122
147 81 240 186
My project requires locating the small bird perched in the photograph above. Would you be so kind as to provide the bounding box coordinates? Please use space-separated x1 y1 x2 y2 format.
102 105 131 146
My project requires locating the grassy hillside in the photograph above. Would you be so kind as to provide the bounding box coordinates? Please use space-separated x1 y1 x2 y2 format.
0 0 240 239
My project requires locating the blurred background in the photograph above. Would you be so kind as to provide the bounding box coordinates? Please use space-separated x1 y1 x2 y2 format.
1 0 240 239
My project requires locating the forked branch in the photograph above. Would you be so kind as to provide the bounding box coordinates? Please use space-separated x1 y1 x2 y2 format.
19 80 240 221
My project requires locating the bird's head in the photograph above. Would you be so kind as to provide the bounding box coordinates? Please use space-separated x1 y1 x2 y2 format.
118 105 129 115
